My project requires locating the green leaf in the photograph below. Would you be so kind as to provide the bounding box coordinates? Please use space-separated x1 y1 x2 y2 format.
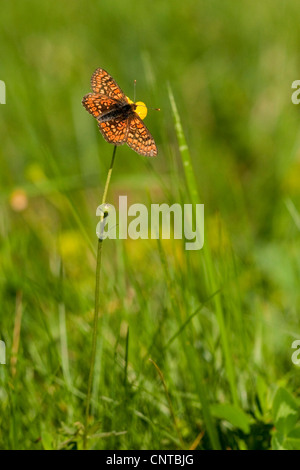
271 431 285 450
272 387 299 435
272 429 300 450
288 426 300 439
211 403 253 434
255 374 270 418
40 430 54 450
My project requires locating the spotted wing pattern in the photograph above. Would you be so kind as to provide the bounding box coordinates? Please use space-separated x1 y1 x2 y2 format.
82 68 158 157
82 94 119 119
98 116 128 145
127 115 157 157
90 68 127 103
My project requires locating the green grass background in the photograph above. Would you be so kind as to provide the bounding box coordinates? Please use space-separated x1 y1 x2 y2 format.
1 0 300 450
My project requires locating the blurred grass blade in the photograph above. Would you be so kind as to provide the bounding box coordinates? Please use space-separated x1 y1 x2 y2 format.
167 84 200 204
285 198 300 231
11 291 23 377
124 326 129 387
149 358 185 449
164 288 221 350
168 85 239 409
58 260 72 391
155 237 221 449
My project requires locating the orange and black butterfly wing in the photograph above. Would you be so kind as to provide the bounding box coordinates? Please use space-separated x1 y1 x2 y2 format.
126 114 157 157
82 94 119 119
90 68 128 103
98 115 128 145
82 69 158 156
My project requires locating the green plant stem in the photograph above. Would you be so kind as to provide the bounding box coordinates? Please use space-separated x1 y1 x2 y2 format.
168 85 223 449
83 145 117 449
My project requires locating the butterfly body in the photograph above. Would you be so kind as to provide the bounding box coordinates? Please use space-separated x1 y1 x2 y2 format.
82 68 157 157
97 103 134 123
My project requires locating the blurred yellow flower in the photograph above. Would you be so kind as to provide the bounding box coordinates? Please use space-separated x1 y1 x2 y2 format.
282 160 300 195
58 230 84 260
25 163 46 183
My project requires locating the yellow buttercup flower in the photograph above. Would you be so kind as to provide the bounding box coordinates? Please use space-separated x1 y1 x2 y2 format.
126 96 148 120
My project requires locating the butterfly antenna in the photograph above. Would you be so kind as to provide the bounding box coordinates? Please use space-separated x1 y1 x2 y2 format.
133 78 160 110
138 103 160 112
133 79 136 103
